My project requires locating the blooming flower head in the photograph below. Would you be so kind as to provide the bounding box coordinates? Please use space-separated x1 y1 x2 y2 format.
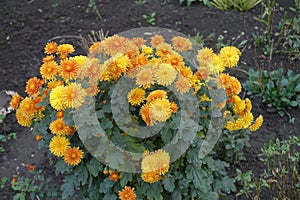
50 85 67 111
219 46 241 68
154 63 177 86
44 42 57 54
135 67 155 88
47 80 64 90
249 115 263 131
141 149 170 175
49 136 70 157
132 37 146 48
10 92 21 110
171 36 192 52
118 186 137 200
56 44 75 56
197 47 215 68
141 171 160 183
155 43 173 57
102 35 132 56
175 74 191 94
18 97 36 119
63 83 87 109
63 147 83 166
59 58 79 80
109 171 119 181
40 61 59 80
151 35 165 48
25 77 41 96
16 108 33 127
42 55 55 63
127 87 146 106
146 90 168 102
89 41 102 55
49 118 67 135
140 104 154 126
149 98 172 122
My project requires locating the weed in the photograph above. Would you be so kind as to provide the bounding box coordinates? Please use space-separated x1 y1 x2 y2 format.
211 0 261 11
86 0 103 21
236 136 300 200
143 12 156 25
135 0 147 5
243 68 300 121
178 0 212 7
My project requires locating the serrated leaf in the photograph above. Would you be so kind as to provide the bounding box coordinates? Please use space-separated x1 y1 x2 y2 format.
103 192 117 200
171 187 182 200
146 183 163 200
120 173 133 187
55 160 70 175
99 178 115 193
162 177 175 192
87 158 103 177
61 178 75 199
186 165 211 191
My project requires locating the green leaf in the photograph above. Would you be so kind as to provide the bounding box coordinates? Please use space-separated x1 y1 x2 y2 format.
289 101 298 107
55 160 70 175
146 183 163 200
86 158 103 177
120 173 132 187
162 177 175 192
103 192 117 200
295 83 300 92
171 187 182 200
186 165 211 191
99 178 115 193
61 178 75 199
13 193 26 200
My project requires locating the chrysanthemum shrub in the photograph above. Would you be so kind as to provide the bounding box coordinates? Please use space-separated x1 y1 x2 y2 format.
12 29 263 199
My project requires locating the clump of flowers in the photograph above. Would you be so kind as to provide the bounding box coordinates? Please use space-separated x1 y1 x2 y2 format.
11 31 263 199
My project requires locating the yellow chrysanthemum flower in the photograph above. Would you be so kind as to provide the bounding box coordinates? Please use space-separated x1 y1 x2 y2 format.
219 46 241 68
50 85 67 111
127 87 146 106
63 147 83 166
154 63 177 86
197 47 215 67
149 98 172 122
146 90 168 102
232 95 246 115
155 43 173 57
72 55 87 67
249 115 263 131
56 44 75 55
49 136 70 157
16 108 33 127
141 172 160 183
141 149 170 175
18 97 36 119
118 186 137 200
141 45 153 55
63 83 87 109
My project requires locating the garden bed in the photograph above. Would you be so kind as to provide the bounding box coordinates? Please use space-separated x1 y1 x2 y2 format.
0 0 299 199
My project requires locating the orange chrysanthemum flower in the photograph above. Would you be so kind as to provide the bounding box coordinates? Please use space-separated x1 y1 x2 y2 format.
102 35 128 56
18 97 36 119
146 90 168 102
56 44 75 56
195 68 209 80
25 77 41 96
109 171 119 181
86 83 100 96
155 43 173 57
10 92 21 110
44 42 57 54
47 80 64 90
64 126 75 136
89 41 102 55
42 55 55 63
118 186 137 200
63 147 83 166
136 67 155 88
132 37 146 48
40 61 59 80
175 75 191 94
60 58 79 80
63 83 87 109
35 135 42 141
49 118 67 135
151 34 165 48
140 104 154 126
127 87 146 106
166 52 185 69
171 36 192 52
56 110 64 118
170 102 178 113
